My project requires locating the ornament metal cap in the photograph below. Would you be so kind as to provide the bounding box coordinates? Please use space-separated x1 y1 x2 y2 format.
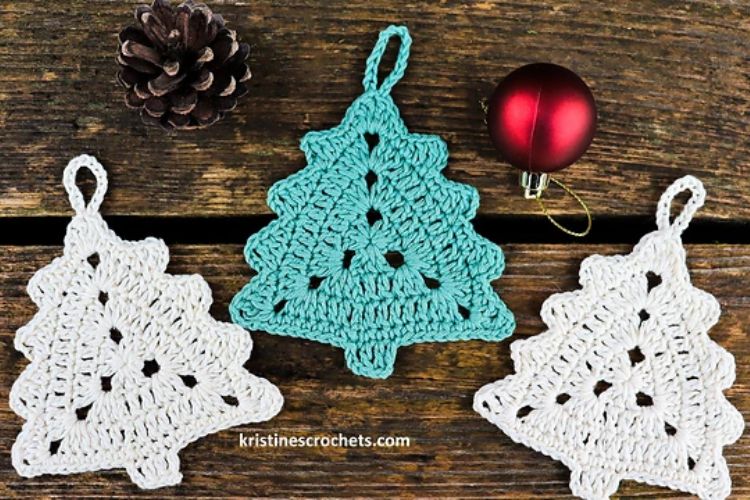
520 171 550 199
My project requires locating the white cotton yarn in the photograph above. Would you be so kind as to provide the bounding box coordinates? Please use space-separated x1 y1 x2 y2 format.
474 176 744 500
10 154 283 489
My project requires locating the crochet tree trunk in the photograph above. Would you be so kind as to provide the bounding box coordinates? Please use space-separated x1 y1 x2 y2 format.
230 26 515 379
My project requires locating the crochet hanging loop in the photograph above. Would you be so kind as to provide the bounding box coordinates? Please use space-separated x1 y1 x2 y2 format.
656 174 705 236
63 154 109 215
521 172 593 238
362 25 412 94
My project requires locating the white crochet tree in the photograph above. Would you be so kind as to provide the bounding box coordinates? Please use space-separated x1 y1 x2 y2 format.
10 155 283 489
475 176 744 500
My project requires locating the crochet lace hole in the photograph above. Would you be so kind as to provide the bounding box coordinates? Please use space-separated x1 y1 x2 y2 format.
76 403 93 420
665 422 677 436
365 170 378 190
273 299 287 313
101 375 112 392
222 395 239 406
646 271 662 292
688 457 696 470
142 359 160 377
516 405 534 419
87 253 100 269
422 274 440 290
628 346 645 366
384 251 404 269
593 380 612 397
366 208 383 226
49 439 62 455
180 375 198 388
342 250 355 269
309 276 324 290
638 309 650 323
364 132 379 153
457 305 471 320
109 328 122 344
556 393 571 405
98 291 109 306
636 392 653 407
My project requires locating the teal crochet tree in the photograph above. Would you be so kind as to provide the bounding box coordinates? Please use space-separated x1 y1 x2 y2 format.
230 26 515 378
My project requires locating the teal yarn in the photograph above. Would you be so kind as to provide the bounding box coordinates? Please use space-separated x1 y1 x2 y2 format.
230 26 515 378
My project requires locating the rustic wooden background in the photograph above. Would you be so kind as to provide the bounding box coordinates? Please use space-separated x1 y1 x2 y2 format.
0 0 748 498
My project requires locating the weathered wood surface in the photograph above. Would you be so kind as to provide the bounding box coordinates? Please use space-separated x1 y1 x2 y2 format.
1 1 749 219
0 244 747 498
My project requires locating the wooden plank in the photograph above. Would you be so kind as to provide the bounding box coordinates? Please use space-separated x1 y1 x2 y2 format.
0 243 747 497
0 1 748 219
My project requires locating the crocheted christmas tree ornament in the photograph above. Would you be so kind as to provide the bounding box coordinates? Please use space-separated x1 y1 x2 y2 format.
10 155 283 489
230 25 515 379
474 176 744 500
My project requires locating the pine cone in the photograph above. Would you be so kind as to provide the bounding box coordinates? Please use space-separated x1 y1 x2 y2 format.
116 0 251 130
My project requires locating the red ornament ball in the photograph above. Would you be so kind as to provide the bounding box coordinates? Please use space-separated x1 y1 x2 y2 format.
487 63 597 173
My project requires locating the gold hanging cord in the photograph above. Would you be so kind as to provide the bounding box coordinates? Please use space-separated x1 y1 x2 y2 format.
534 176 592 237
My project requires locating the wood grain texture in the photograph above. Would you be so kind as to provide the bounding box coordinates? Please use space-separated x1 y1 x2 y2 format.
0 244 747 498
0 1 749 219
